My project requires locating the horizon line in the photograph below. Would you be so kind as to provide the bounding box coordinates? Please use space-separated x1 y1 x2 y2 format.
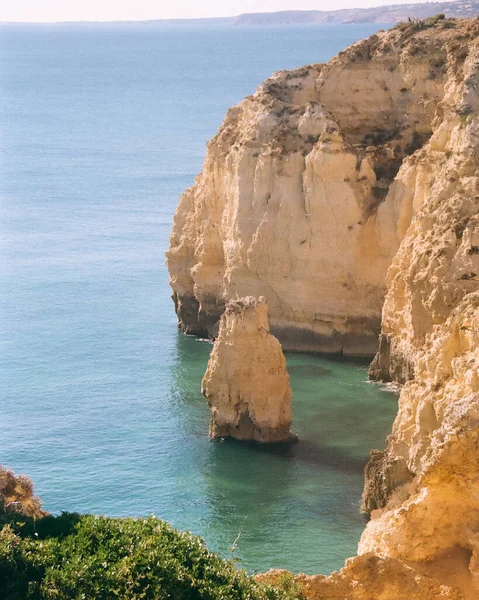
0 1 456 25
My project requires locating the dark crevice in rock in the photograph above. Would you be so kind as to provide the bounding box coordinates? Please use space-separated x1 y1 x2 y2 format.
361 448 415 514
173 292 222 338
369 334 415 383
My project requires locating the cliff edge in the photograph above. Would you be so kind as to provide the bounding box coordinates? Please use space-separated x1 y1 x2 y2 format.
170 15 479 600
167 15 474 356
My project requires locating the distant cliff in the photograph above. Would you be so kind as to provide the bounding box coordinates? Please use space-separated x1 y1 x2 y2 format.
9 2 478 29
236 1 479 25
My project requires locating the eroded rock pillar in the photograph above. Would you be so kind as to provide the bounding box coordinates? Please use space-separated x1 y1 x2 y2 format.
201 296 296 443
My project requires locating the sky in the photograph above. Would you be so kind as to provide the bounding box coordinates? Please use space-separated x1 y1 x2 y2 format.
0 0 440 23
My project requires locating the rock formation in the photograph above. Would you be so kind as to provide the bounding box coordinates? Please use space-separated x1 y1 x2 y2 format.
262 294 479 595
354 17 479 593
257 553 465 599
363 14 479 511
201 296 295 442
167 14 471 355
170 15 479 600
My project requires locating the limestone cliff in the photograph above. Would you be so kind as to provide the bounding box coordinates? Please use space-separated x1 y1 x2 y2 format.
260 293 478 599
289 18 477 600
369 35 479 384
169 16 479 600
363 15 479 509
167 15 473 355
354 20 479 598
202 296 295 442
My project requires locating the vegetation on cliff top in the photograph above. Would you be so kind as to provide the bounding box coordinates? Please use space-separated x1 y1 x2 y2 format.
1 468 303 599
0 506 303 600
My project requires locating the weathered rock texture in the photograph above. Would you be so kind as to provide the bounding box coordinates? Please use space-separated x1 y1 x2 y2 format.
201 296 295 442
359 293 479 596
363 14 479 512
170 16 479 600
353 17 478 600
175 15 479 600
257 552 466 599
167 15 474 356
261 291 479 594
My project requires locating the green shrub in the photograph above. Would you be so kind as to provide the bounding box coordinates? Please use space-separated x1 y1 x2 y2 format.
0 513 302 600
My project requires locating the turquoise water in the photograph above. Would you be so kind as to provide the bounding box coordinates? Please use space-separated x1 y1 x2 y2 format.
0 22 397 574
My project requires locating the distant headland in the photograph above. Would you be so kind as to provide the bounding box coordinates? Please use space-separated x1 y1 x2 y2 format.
235 1 479 25
2 1 479 26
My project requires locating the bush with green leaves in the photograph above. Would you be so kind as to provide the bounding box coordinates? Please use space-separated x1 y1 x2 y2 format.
0 511 303 600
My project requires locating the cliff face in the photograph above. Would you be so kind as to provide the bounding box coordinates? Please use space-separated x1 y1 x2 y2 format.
167 16 472 356
304 18 477 599
202 296 295 442
369 32 479 384
169 16 479 600
362 19 479 520
355 19 479 597
358 293 479 596
261 292 478 598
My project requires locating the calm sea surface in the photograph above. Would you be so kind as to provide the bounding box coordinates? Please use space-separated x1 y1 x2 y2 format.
0 22 397 574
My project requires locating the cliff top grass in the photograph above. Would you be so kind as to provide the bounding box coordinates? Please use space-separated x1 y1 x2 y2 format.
0 506 303 600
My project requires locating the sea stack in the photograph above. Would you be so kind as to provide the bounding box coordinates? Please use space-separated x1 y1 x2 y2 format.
202 296 296 443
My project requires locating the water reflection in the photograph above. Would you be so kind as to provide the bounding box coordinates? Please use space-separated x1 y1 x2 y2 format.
166 330 397 573
169 332 212 436
287 364 332 377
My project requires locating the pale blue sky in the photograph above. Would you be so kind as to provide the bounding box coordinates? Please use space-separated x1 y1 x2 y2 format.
1 0 437 23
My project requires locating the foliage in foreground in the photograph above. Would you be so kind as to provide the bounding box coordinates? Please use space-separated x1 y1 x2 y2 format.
0 510 303 600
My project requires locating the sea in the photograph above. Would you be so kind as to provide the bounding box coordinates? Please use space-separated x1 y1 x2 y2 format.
0 21 397 575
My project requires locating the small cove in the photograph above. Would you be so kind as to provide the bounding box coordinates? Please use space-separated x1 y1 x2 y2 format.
0 20 397 574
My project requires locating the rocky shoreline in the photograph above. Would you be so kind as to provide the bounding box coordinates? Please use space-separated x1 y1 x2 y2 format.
169 15 479 599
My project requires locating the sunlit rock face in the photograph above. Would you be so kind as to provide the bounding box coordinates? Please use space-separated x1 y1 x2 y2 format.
357 293 479 598
357 18 479 600
172 16 479 600
166 16 466 356
201 296 295 443
363 16 479 515
257 553 464 600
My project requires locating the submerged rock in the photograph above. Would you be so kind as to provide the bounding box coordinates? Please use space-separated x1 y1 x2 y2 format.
201 296 296 443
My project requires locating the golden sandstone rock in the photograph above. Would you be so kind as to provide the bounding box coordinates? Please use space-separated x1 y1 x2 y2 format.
167 17 475 356
202 296 296 443
171 16 479 600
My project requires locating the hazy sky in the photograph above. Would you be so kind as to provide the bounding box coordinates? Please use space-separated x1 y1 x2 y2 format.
1 0 438 23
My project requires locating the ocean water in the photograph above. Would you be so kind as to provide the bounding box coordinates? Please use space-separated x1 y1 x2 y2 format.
0 22 398 574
